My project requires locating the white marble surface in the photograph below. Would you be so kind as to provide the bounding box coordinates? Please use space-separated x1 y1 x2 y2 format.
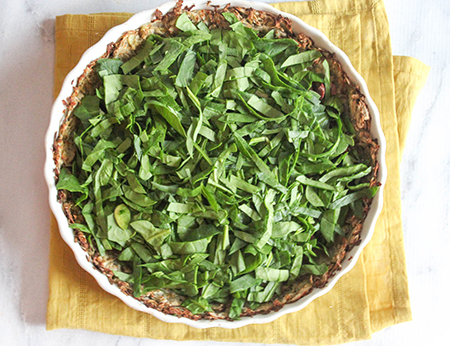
0 0 449 345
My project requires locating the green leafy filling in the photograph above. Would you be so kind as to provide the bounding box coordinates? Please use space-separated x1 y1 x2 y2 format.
58 12 377 319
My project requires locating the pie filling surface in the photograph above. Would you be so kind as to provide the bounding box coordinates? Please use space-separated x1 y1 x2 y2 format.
53 1 379 320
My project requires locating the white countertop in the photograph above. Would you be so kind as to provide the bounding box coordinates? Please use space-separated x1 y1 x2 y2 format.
0 0 449 345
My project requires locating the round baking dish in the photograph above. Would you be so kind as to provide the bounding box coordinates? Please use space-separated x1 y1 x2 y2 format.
45 0 387 329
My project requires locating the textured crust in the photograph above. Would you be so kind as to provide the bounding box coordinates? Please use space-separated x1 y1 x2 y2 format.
53 1 379 321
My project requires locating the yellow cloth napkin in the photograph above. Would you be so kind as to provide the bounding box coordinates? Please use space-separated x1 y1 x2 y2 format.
47 0 430 344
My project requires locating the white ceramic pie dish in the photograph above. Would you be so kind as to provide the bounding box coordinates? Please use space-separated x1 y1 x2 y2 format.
45 0 387 329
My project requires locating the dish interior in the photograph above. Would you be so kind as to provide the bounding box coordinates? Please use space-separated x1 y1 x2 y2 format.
45 0 386 328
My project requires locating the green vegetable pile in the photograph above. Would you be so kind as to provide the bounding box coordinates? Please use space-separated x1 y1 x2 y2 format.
56 12 378 319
